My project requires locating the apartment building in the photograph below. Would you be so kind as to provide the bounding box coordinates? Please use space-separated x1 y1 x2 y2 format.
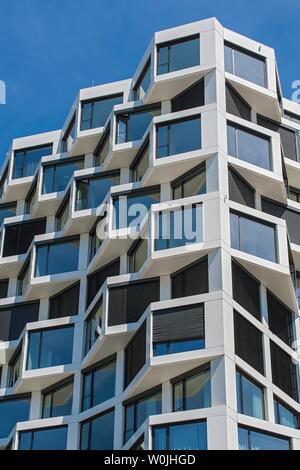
0 17 300 450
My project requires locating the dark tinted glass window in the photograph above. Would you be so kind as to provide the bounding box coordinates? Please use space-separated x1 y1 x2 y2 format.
124 322 146 388
0 301 39 341
42 158 84 194
82 358 116 411
42 380 73 418
27 326 74 370
267 291 293 346
157 36 200 75
133 60 151 100
238 426 290 450
236 369 264 419
234 311 264 374
270 341 298 400
172 164 206 200
80 409 114 450
173 365 211 412
228 166 255 208
232 261 260 320
0 395 30 438
171 79 204 112
81 94 123 130
3 219 46 257
75 172 119 211
86 258 120 307
116 107 160 144
257 115 299 162
226 82 251 120
113 187 160 229
0 279 8 299
35 239 79 276
262 197 300 246
225 43 266 87
19 426 68 450
13 144 53 179
274 398 299 429
171 257 208 298
156 116 201 158
0 203 16 226
49 283 80 319
153 420 207 450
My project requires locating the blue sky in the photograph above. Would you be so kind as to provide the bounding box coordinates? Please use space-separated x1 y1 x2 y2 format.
0 0 299 163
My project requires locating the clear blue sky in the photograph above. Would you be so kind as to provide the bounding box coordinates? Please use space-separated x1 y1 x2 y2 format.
0 0 299 163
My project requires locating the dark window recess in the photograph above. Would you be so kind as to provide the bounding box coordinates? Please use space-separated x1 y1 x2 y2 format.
228 166 255 208
171 79 204 113
257 115 298 162
124 321 146 388
0 279 9 299
108 278 160 326
0 301 39 341
86 259 120 307
226 82 251 120
153 303 204 344
267 291 293 347
232 261 260 320
234 311 264 375
270 341 298 401
49 283 80 319
3 219 46 257
262 197 300 245
171 257 208 299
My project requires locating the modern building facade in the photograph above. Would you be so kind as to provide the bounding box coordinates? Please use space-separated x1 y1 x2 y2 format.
1 17 300 450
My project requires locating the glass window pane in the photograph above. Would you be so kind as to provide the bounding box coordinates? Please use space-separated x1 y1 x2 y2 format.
81 410 114 450
173 382 184 412
236 371 264 419
81 95 123 130
91 360 116 409
185 369 211 410
239 216 276 262
237 127 270 170
274 399 298 429
0 397 30 438
157 117 201 158
27 327 74 370
44 381 73 418
250 429 289 450
31 427 68 450
154 421 207 450
227 124 237 157
170 38 200 72
224 45 233 74
36 240 79 276
234 49 266 87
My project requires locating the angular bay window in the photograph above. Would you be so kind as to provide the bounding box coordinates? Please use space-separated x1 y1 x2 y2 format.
232 260 261 320
130 138 149 182
82 356 116 411
42 379 73 418
133 59 151 101
94 126 110 167
155 204 202 251
55 194 70 231
108 278 159 326
171 256 208 299
225 42 267 87
228 165 255 208
0 164 8 198
116 105 160 144
113 186 160 229
0 278 8 299
75 171 119 211
270 341 298 401
42 157 84 194
262 197 300 246
156 115 201 158
124 387 162 443
86 258 120 307
172 163 206 200
153 303 205 356
267 291 294 347
49 282 80 319
289 186 300 203
230 211 277 262
19 426 68 450
227 122 271 170
124 322 146 388
25 180 37 214
0 202 16 226
27 325 74 370
84 299 103 355
226 82 251 121
153 420 207 450
80 94 123 130
89 217 105 262
172 364 211 412
234 311 264 375
238 426 290 450
17 258 30 296
236 369 265 419
61 114 76 153
257 114 300 162
80 409 114 450
3 218 46 257
35 237 79 276
157 35 200 75
8 346 22 387
274 397 300 429
171 79 204 113
0 301 39 341
128 238 148 273
13 144 53 179
0 395 30 439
